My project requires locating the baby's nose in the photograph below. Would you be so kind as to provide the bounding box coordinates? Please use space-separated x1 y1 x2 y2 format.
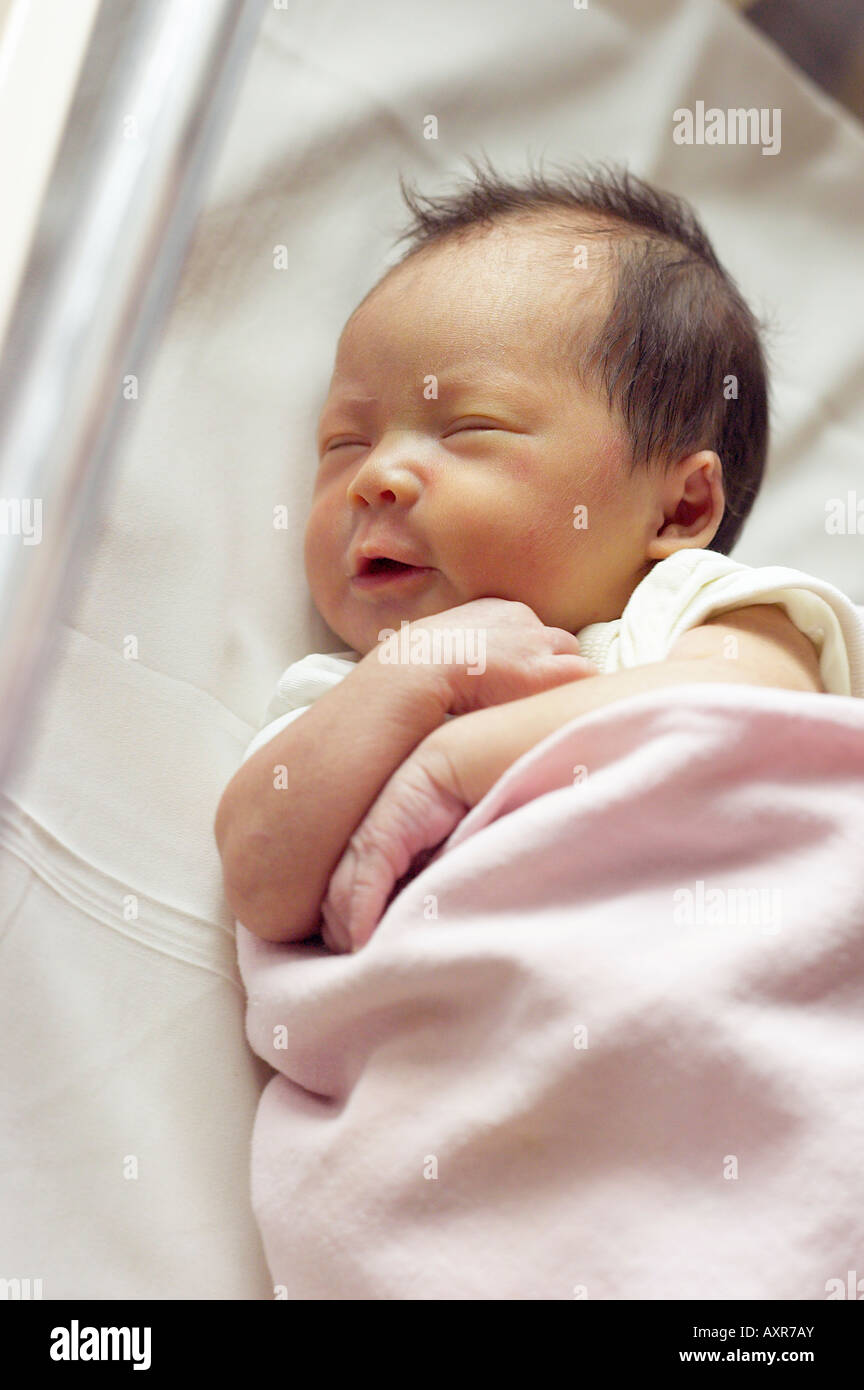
347 451 423 509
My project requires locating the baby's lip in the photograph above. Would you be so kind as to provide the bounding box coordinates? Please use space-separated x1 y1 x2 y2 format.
351 562 437 593
353 556 434 579
348 537 432 578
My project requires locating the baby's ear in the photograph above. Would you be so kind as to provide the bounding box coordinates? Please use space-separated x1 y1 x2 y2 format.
647 450 725 559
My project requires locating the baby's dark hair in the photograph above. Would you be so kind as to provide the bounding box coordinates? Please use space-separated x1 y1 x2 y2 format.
377 154 772 556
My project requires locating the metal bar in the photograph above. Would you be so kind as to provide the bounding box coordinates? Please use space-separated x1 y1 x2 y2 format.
0 0 266 790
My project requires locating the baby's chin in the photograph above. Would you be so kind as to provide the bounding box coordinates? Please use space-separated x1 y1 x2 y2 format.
348 618 413 658
340 600 453 657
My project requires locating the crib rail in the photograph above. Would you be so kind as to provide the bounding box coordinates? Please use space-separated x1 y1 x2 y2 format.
0 0 266 788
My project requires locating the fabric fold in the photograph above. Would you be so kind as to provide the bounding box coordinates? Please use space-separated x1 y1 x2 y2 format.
237 682 864 1299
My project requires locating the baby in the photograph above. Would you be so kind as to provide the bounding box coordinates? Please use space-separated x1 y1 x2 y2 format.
214 158 862 955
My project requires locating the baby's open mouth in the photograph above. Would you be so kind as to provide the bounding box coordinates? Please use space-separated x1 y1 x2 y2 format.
352 555 436 589
361 557 417 575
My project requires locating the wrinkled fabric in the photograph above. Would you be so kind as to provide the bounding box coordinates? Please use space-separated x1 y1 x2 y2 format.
238 682 864 1299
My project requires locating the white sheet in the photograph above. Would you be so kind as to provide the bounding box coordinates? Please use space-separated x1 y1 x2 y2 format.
1 0 862 1298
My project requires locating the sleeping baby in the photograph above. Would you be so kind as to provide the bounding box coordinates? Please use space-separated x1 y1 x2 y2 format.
214 158 864 955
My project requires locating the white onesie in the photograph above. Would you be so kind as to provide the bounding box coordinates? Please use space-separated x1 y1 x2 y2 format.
242 549 864 763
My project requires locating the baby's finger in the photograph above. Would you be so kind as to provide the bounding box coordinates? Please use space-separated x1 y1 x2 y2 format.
321 838 393 953
534 654 601 687
544 627 584 655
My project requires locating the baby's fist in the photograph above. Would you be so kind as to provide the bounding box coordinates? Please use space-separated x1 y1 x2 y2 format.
409 597 599 715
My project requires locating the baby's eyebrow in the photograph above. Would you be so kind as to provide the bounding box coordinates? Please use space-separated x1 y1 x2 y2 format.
320 372 540 421
432 370 537 400
319 392 375 415
317 395 374 434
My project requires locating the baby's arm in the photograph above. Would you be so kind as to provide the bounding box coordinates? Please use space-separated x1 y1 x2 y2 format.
214 597 594 942
438 603 825 807
214 651 451 942
320 603 825 950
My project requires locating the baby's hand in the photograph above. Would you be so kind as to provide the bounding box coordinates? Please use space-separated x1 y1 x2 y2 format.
321 688 589 952
405 597 599 716
320 731 468 953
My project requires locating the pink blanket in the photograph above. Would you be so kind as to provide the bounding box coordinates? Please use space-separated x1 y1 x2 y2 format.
236 682 864 1300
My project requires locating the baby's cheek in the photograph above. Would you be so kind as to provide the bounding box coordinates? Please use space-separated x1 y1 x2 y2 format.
304 498 342 571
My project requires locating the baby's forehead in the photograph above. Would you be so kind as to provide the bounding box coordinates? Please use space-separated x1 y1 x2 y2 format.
371 215 611 301
339 219 612 370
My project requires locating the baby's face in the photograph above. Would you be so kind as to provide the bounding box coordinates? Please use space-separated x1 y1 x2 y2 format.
304 227 663 655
